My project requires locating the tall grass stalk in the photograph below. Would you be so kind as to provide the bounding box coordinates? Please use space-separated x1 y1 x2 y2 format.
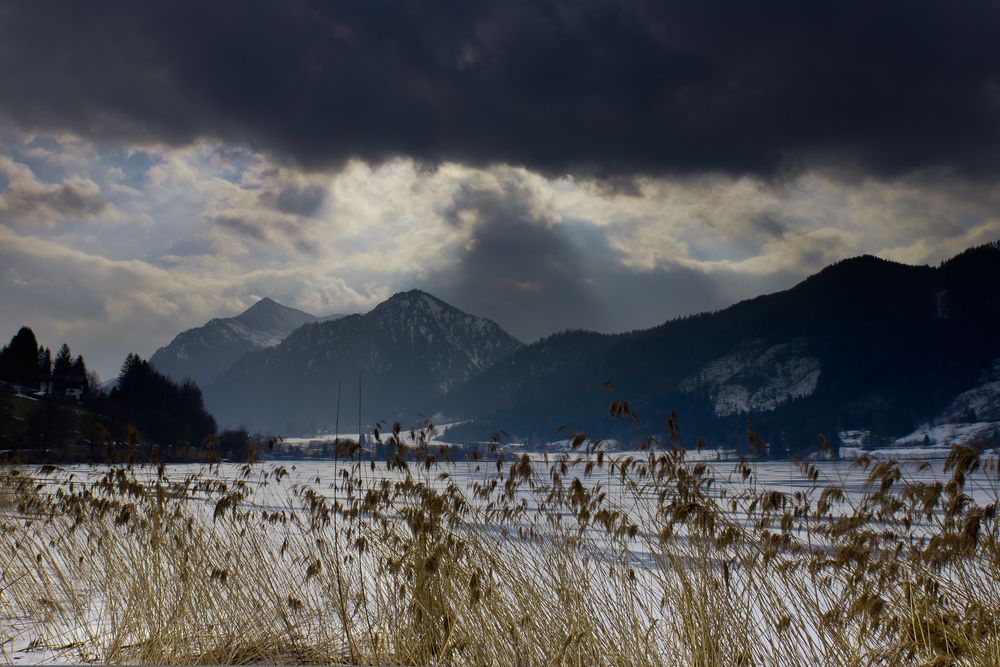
0 428 997 665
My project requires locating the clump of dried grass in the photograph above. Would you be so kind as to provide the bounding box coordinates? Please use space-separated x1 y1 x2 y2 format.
0 420 996 666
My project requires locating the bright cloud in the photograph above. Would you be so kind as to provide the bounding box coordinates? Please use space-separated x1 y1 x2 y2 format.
2 131 999 379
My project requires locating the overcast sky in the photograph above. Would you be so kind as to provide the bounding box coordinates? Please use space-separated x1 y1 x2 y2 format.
2 1 1000 381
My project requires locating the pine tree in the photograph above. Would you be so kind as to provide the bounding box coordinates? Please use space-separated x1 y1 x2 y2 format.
37 346 52 382
53 343 73 394
53 344 73 375
109 352 217 454
119 353 142 381
0 326 41 389
72 355 89 393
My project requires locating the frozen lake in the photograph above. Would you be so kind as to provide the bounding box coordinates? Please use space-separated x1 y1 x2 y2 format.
26 451 1000 512
2 449 997 665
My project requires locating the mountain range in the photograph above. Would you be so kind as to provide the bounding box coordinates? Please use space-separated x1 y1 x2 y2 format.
150 241 1000 455
438 242 1000 452
149 297 339 389
202 290 522 433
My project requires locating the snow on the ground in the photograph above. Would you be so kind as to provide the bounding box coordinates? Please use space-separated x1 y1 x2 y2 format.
838 420 1000 460
281 420 470 453
893 420 1000 448
840 444 999 461
4 457 997 664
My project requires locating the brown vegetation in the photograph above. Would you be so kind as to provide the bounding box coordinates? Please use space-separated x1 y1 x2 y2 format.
0 422 997 665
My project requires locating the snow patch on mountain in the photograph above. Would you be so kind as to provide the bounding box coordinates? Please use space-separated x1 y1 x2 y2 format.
367 290 521 392
839 358 1000 457
936 359 1000 424
680 339 821 416
150 298 340 388
893 421 1000 448
891 358 1000 448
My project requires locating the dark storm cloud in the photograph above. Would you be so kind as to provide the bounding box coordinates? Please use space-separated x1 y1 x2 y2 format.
431 181 603 337
1 1 999 178
262 184 327 217
423 181 727 341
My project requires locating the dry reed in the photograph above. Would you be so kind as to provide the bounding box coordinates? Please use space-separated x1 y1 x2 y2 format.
0 422 996 665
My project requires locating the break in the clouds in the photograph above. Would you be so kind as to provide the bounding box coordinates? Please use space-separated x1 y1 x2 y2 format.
1 1 1000 177
1 2 999 379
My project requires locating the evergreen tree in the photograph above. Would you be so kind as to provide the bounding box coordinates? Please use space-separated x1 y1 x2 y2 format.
37 346 52 384
72 355 89 393
108 353 216 453
53 344 73 377
218 429 251 461
0 326 41 389
119 353 142 382
52 343 74 394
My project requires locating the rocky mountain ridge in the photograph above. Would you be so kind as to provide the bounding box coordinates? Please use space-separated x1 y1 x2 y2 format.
437 242 1000 455
204 290 522 433
149 298 337 389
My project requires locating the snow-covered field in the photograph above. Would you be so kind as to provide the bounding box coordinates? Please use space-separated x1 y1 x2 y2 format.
2 453 997 664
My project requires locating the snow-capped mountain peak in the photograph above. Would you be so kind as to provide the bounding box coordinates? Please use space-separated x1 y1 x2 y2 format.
232 298 318 339
150 298 336 388
205 290 523 432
